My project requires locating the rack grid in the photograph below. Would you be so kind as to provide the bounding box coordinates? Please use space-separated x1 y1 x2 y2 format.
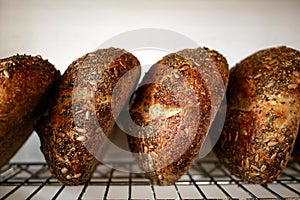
1 155 300 200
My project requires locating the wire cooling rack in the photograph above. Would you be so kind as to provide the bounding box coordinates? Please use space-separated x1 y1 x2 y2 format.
1 155 300 200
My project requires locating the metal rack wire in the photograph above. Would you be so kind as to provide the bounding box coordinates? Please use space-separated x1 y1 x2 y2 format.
1 155 300 200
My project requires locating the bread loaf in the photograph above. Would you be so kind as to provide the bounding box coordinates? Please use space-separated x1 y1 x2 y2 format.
128 47 228 185
214 46 300 184
35 48 141 185
0 54 60 168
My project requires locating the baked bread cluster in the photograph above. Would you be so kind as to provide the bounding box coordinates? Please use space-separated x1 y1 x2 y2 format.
1 46 299 186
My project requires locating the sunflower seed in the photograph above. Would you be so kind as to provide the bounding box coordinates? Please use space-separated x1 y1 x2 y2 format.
269 59 278 65
288 84 298 89
267 82 275 88
264 64 271 70
280 160 285 168
173 72 180 79
144 146 148 153
85 111 90 120
150 151 158 158
228 133 231 142
180 65 189 71
76 128 87 134
260 165 267 172
262 138 271 143
61 168 68 174
89 80 97 85
66 175 72 180
278 136 285 143
77 136 86 142
285 61 292 66
3 70 9 78
293 71 299 77
270 153 277 160
260 173 268 180
267 141 278 147
234 132 239 142
224 158 229 164
74 173 82 178
241 129 248 136
264 56 272 61
249 172 258 177
251 165 259 171
254 73 262 79
245 158 250 169
56 138 62 143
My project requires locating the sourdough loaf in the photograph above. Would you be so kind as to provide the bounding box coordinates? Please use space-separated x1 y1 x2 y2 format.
128 47 228 185
35 48 141 185
0 54 60 168
214 46 300 184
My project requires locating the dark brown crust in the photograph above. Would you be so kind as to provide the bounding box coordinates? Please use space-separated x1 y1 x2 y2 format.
0 54 60 168
35 48 141 185
128 47 228 185
214 46 300 184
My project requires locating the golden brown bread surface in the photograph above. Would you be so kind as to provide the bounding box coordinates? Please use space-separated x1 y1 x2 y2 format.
35 48 141 185
128 47 229 185
214 46 300 184
0 54 60 168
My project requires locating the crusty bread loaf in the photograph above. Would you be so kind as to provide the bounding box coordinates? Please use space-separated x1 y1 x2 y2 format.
128 47 228 185
214 46 300 184
35 48 141 185
0 54 60 168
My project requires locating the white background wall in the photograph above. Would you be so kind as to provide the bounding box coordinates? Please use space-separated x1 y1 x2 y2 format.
1 0 299 162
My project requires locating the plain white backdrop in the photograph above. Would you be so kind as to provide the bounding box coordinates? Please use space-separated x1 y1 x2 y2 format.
0 0 299 162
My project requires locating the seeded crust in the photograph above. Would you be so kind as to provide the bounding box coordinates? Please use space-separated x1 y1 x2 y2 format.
214 46 300 184
35 48 141 185
0 54 60 168
128 47 228 185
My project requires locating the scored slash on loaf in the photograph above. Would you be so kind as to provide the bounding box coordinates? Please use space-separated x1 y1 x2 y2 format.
127 47 229 185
